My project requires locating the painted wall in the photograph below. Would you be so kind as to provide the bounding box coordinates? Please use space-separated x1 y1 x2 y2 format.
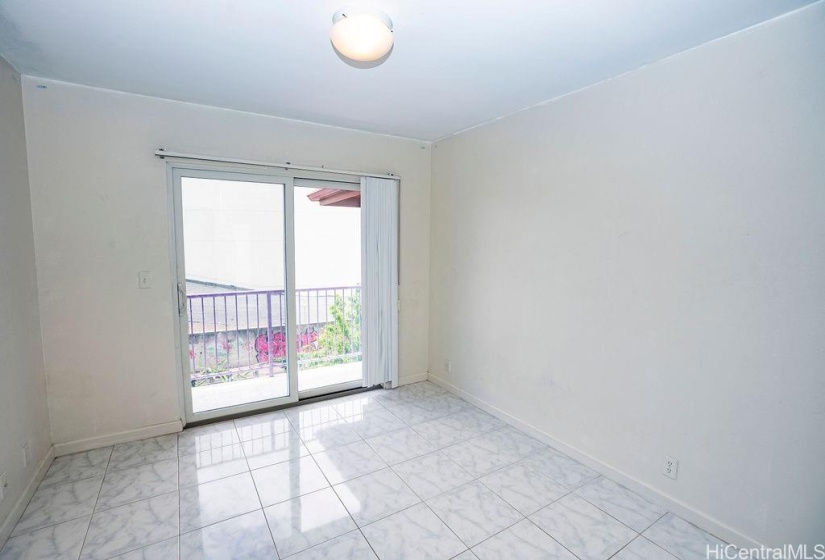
22 81 431 445
429 3 825 547
0 56 51 535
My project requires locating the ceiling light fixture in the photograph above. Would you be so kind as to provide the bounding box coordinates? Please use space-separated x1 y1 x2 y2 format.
330 7 393 63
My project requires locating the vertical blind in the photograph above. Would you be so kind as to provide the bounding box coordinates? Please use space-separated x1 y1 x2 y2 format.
360 177 399 388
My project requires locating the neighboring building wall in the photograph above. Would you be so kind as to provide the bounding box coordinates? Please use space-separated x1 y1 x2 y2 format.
0 55 51 540
181 177 285 290
180 179 361 290
429 3 825 548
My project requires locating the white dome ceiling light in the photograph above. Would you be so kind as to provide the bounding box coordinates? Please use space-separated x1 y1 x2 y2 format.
330 7 394 63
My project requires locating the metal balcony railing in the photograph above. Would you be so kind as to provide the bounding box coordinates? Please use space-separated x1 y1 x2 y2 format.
186 286 361 385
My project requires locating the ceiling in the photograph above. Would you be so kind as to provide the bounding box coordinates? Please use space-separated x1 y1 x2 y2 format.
0 0 815 140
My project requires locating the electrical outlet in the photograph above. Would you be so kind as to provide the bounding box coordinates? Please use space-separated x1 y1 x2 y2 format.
138 271 153 289
22 441 31 468
663 456 679 479
0 472 6 503
445 360 452 373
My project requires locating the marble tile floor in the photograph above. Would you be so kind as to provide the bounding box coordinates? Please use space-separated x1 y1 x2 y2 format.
0 382 728 560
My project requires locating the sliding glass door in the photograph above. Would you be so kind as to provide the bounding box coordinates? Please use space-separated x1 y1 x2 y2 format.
171 167 365 423
294 183 363 397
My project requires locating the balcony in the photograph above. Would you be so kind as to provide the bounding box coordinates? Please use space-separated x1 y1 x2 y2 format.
185 283 361 412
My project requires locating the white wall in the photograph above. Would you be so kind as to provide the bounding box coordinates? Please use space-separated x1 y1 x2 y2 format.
0 56 51 537
430 3 825 548
22 81 431 446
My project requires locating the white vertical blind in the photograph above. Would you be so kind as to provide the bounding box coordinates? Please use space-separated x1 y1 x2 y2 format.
361 177 399 388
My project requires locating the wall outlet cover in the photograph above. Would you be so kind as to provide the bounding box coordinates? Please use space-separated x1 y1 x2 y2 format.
663 456 679 479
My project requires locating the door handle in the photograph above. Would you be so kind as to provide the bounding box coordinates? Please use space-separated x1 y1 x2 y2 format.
177 282 186 316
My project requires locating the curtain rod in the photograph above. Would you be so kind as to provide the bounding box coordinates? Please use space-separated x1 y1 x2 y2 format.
154 149 400 180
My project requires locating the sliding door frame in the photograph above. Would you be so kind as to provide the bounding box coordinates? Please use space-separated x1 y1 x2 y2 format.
166 161 367 425
291 179 365 399
168 164 298 424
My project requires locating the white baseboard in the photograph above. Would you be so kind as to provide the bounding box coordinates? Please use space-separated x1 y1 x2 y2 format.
427 373 762 550
0 444 55 548
398 372 429 386
53 420 184 457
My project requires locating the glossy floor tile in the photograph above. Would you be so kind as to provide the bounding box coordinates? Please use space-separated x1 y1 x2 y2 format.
242 430 310 470
521 446 600 490
365 427 436 465
413 394 470 416
111 537 179 560
441 438 520 478
473 426 546 458
178 443 249 488
81 492 179 559
251 455 329 507
530 494 636 560
263 487 357 557
289 530 377 560
179 510 276 559
333 468 421 526
312 440 387 484
285 402 342 429
427 481 522 547
361 502 466 559
298 418 361 453
177 421 240 455
12 476 102 536
0 516 90 560
178 472 261 532
381 400 447 425
108 435 178 472
644 513 727 560
390 451 474 501
472 518 577 560
96 458 178 512
39 448 112 488
411 417 473 449
234 410 292 442
3 382 730 560
332 394 386 418
441 409 505 436
345 407 408 439
614 536 680 560
479 461 568 516
575 476 666 532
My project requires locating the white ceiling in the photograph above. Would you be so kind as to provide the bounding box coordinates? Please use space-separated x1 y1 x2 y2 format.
0 0 815 140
